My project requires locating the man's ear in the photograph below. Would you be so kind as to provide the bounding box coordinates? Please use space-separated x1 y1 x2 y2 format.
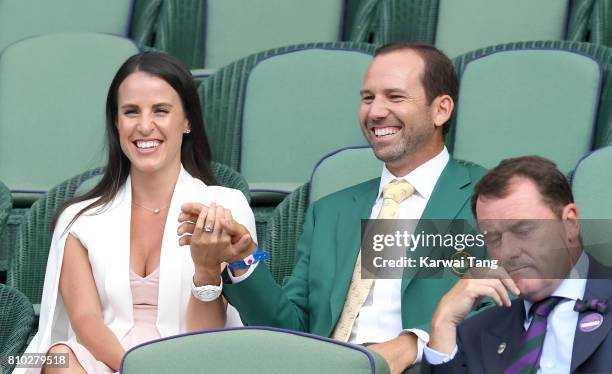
431 94 454 129
562 203 580 244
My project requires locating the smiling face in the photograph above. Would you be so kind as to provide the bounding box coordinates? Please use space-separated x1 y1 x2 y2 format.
359 50 449 175
116 71 189 176
476 176 581 302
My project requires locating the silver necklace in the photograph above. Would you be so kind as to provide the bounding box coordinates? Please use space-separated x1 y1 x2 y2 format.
132 201 170 214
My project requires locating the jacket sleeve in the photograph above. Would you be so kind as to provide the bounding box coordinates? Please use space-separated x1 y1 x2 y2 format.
222 203 318 331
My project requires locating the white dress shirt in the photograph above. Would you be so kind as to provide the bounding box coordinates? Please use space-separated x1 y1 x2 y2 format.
424 252 589 374
231 147 451 363
350 147 449 363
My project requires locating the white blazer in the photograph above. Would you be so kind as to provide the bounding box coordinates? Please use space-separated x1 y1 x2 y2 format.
22 165 255 365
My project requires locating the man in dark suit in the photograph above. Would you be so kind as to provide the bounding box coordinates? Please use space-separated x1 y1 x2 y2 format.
181 43 487 373
423 156 612 373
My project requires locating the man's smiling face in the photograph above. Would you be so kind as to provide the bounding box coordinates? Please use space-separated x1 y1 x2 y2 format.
359 50 439 172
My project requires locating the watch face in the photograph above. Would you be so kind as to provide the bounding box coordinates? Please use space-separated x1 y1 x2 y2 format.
192 280 223 302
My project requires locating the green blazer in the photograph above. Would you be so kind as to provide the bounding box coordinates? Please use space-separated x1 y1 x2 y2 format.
223 159 487 337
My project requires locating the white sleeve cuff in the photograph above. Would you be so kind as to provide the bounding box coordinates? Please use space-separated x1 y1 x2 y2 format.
400 329 429 364
423 344 458 365
227 262 259 283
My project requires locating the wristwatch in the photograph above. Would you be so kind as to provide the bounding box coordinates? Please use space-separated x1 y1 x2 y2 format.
191 276 223 302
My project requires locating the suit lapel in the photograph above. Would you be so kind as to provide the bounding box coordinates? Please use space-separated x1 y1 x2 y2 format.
104 177 133 332
570 260 612 372
328 178 379 330
481 302 526 373
157 166 192 336
401 159 472 291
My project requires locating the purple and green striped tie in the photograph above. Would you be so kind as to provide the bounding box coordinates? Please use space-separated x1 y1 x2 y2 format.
504 296 564 374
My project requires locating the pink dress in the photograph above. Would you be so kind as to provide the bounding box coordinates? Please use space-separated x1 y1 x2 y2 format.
51 268 162 373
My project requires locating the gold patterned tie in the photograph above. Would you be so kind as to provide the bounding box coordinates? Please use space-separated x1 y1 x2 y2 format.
332 179 415 341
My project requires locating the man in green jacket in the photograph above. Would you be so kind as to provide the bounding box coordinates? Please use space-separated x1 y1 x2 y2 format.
181 43 486 373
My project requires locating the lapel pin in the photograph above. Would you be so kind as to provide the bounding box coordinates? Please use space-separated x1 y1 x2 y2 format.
579 312 604 333
497 342 506 354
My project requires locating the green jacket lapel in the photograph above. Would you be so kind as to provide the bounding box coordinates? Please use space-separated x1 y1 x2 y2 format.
328 178 380 334
401 159 473 292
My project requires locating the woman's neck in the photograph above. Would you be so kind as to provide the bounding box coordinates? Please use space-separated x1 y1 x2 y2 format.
129 163 181 207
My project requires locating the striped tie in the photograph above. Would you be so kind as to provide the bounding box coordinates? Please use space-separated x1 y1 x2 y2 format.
505 296 564 374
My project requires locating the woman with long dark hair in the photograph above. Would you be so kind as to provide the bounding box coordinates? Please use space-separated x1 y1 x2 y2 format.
21 52 255 373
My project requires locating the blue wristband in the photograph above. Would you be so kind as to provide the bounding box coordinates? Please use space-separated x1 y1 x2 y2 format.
228 247 269 270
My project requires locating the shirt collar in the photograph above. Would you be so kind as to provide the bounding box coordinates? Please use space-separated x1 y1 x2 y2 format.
523 251 589 319
377 147 450 201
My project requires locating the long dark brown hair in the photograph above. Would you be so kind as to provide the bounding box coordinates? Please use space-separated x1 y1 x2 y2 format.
52 51 218 231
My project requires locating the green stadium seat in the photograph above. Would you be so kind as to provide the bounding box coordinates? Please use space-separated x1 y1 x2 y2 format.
589 0 612 48
120 327 390 374
200 42 375 172
0 181 11 277
264 146 381 284
451 47 601 175
435 0 570 57
204 0 344 68
0 32 139 205
348 0 439 45
7 168 104 310
0 0 134 54
449 41 612 152
75 162 251 203
0 284 35 374
131 0 346 69
200 43 374 203
0 181 10 242
309 146 383 203
7 163 250 312
347 0 595 48
572 146 612 265
131 0 206 69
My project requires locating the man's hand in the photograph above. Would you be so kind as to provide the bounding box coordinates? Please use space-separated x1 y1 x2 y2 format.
178 203 256 277
429 267 520 355
368 333 417 374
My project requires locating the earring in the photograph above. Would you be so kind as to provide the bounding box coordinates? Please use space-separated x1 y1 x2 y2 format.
184 128 191 134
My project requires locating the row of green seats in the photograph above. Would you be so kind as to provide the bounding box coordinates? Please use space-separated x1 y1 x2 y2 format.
349 0 612 57
5 0 610 73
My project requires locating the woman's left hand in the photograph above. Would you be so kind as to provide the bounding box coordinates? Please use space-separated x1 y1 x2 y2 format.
178 203 253 272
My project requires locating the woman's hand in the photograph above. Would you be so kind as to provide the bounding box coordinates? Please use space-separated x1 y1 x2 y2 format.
178 203 255 272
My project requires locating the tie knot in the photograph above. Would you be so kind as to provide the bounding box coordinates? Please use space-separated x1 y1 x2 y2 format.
531 296 564 318
382 180 415 204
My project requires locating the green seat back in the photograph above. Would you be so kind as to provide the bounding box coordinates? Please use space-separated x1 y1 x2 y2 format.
309 146 382 204
590 0 612 48
199 42 376 171
0 181 13 273
7 168 104 306
0 181 10 237
0 32 138 205
241 48 371 194
75 162 252 203
0 284 34 373
204 0 343 68
0 0 133 53
452 49 601 174
435 0 570 57
572 146 612 265
263 146 381 284
121 327 390 374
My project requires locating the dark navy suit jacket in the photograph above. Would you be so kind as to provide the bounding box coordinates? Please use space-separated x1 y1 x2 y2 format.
422 258 612 374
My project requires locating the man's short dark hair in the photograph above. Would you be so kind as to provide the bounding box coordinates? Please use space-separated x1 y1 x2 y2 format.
374 42 458 108
471 156 574 218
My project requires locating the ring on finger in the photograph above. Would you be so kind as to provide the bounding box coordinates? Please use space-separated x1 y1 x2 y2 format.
203 224 214 233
